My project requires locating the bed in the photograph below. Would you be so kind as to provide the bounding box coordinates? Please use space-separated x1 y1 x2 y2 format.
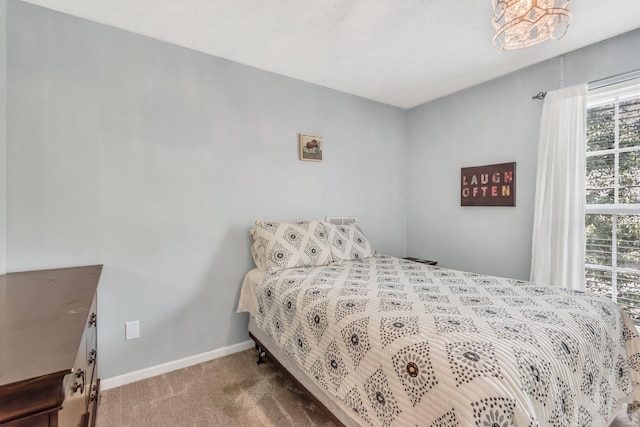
238 219 640 426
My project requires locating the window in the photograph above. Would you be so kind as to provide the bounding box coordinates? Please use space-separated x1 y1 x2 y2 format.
585 78 640 323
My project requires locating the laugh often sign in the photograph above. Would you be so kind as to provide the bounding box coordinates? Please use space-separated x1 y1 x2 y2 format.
461 162 516 206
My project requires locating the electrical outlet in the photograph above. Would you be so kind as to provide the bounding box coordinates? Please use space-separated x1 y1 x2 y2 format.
125 321 140 340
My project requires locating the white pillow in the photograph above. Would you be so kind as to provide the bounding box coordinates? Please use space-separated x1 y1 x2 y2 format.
249 220 332 271
321 221 375 262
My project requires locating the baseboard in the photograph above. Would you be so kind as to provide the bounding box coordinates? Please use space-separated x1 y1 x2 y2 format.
100 339 255 390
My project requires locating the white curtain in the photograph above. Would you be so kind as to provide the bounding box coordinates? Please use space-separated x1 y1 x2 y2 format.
530 84 587 290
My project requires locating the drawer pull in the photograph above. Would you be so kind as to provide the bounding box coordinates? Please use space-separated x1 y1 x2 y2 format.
89 384 98 401
75 369 85 380
88 313 97 327
89 349 97 365
71 382 84 394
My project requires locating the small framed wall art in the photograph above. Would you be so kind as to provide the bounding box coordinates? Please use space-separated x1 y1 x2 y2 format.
461 162 516 206
299 134 323 162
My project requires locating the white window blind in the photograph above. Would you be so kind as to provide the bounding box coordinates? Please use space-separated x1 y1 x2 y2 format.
585 76 640 324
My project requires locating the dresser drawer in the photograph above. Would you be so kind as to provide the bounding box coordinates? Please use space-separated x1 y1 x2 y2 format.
0 375 65 426
58 296 98 427
0 266 102 427
3 412 53 427
85 294 99 427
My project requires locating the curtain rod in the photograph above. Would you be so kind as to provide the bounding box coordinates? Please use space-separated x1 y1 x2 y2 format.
532 68 640 100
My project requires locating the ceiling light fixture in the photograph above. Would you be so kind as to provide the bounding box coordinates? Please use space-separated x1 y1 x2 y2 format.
492 0 572 52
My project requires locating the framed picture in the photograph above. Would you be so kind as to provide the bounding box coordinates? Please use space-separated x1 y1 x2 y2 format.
461 162 516 206
299 134 323 162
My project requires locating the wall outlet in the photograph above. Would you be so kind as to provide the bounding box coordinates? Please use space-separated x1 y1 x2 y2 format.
125 321 140 340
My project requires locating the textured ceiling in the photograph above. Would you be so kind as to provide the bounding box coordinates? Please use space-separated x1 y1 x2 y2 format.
19 0 640 108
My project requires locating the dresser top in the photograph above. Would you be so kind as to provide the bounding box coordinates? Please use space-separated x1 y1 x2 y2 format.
0 265 102 387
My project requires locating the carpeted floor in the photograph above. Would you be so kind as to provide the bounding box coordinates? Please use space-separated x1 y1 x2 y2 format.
97 348 640 427
96 349 335 427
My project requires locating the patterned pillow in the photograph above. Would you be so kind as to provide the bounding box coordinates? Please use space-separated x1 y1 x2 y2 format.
321 221 375 262
249 220 332 271
248 233 268 271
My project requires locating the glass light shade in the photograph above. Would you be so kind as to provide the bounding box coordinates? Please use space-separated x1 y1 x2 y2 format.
492 0 572 52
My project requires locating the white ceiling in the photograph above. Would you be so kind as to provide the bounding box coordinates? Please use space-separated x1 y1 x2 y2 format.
20 0 640 109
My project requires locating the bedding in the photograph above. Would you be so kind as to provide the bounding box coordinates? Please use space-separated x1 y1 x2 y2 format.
238 255 640 427
321 221 376 262
249 220 332 271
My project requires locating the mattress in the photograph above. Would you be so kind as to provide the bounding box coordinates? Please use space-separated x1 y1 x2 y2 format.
238 255 640 426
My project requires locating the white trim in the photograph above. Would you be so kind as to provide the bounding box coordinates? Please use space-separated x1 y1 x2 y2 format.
586 205 640 215
588 74 640 106
589 69 640 91
100 340 255 390
586 146 640 158
586 263 640 276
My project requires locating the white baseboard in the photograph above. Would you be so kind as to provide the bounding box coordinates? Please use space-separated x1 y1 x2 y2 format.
100 339 255 390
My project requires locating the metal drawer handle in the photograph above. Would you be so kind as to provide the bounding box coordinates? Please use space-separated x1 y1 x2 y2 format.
72 382 84 394
75 369 85 380
89 349 97 365
88 313 97 327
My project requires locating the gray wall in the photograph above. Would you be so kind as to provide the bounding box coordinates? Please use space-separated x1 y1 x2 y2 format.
407 29 640 280
5 1 407 379
0 0 6 276
5 0 640 381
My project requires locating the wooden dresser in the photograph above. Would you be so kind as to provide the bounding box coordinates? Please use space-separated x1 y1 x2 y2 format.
0 265 102 427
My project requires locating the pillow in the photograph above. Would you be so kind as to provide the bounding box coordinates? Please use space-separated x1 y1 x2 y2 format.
248 233 268 271
321 221 375 262
249 220 332 271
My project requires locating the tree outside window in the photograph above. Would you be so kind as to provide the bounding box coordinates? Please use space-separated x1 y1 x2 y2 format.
585 82 640 324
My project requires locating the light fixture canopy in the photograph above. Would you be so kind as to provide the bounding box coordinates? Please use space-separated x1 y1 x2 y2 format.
492 0 572 52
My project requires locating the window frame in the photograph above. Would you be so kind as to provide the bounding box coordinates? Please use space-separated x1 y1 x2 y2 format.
585 78 640 316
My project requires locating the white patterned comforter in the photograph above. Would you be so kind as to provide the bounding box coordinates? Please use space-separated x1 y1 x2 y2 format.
240 255 640 426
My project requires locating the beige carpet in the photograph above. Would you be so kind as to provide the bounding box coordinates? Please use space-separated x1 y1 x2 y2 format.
96 349 335 427
97 348 640 427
